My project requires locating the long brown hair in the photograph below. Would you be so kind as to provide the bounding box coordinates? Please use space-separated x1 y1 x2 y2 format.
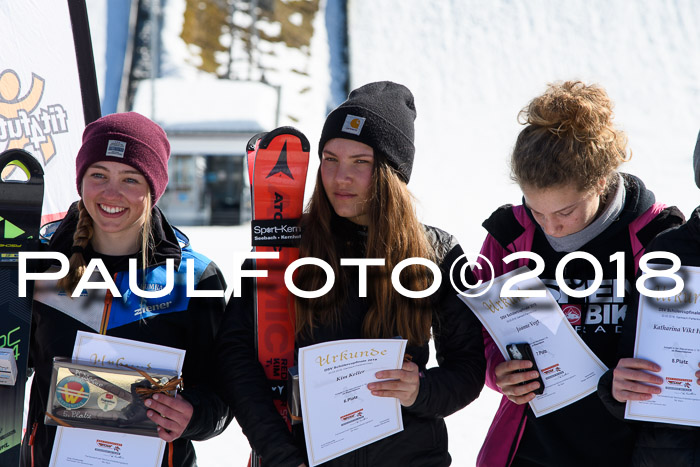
511 80 630 193
57 197 154 295
294 159 434 346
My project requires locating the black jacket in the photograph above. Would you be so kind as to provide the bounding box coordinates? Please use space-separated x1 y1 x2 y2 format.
598 206 700 467
217 215 486 466
21 204 231 467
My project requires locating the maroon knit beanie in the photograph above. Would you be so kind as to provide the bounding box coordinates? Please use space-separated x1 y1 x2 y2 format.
75 112 170 203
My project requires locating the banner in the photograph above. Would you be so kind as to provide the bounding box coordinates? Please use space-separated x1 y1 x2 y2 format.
0 0 100 224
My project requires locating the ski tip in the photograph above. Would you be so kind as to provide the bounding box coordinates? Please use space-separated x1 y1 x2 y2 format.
259 126 310 153
247 132 268 153
0 149 44 181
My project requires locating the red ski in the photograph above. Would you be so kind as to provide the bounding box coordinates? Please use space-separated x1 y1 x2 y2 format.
248 127 309 466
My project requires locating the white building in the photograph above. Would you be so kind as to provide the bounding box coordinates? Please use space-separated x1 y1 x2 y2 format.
132 77 280 224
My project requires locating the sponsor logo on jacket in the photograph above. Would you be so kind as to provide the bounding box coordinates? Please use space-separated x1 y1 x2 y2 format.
134 300 173 316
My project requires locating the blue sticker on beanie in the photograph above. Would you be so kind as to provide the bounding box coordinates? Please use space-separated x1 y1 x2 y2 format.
106 140 126 158
341 114 365 135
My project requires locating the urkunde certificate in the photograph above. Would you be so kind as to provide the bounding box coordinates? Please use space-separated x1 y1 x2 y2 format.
298 338 407 466
626 266 700 427
459 267 608 416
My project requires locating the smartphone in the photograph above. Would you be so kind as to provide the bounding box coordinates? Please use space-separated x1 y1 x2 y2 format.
506 342 545 395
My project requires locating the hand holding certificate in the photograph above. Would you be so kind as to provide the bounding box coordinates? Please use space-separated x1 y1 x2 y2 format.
624 265 700 427
298 338 407 467
459 266 608 416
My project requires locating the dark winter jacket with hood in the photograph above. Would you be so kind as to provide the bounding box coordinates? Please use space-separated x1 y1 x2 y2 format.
21 203 231 467
217 214 486 466
475 174 684 467
598 205 700 467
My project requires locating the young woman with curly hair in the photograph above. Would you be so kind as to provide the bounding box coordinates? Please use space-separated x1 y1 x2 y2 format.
476 81 684 466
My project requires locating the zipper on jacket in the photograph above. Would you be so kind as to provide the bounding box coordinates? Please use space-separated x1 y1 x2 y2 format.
99 288 114 334
28 421 38 467
168 441 174 467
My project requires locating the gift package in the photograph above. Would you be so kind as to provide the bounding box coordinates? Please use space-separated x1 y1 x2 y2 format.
45 357 182 437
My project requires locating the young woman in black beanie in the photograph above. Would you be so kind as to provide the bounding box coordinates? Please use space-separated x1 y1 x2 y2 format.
217 81 486 466
22 112 230 466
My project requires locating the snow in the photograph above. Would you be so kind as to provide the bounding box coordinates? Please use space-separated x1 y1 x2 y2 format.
84 0 700 465
346 0 700 254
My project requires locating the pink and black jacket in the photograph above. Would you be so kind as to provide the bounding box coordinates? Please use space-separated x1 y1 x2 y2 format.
475 174 683 467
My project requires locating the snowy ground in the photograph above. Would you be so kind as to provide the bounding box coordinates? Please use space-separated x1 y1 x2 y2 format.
80 0 700 465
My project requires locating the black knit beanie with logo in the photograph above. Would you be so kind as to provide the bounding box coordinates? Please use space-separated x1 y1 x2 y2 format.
318 81 416 183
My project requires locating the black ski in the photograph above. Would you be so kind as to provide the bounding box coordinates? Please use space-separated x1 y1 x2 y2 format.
0 149 44 466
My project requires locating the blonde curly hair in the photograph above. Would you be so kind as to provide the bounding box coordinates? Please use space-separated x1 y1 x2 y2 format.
511 80 630 193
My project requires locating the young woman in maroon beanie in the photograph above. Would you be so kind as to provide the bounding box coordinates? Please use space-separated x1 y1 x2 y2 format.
22 112 230 467
217 81 486 466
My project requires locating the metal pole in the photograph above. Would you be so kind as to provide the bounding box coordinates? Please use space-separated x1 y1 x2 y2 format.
226 0 237 79
150 0 160 120
249 0 258 80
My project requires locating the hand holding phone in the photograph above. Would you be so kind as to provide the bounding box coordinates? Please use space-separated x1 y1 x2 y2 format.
507 343 545 395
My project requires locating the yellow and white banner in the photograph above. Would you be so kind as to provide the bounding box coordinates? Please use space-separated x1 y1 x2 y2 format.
0 0 100 224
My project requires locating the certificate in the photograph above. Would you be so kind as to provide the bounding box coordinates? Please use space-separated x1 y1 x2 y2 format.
49 332 186 466
298 338 407 466
459 267 608 416
625 266 700 426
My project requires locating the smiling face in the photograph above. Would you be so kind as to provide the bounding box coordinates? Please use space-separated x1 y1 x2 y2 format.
321 138 375 225
522 182 603 238
81 160 150 254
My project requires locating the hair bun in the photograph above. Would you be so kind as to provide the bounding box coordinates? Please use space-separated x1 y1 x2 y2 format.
519 80 619 145
511 80 629 191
